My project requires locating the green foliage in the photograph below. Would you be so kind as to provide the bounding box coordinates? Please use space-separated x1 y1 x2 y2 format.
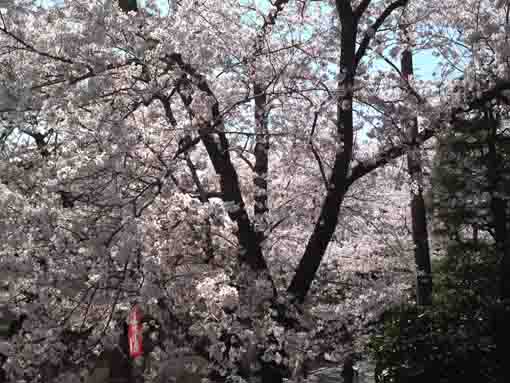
430 116 510 242
431 129 488 240
368 249 500 383
368 114 510 383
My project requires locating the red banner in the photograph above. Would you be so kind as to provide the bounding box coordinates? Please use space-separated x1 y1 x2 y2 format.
127 305 143 359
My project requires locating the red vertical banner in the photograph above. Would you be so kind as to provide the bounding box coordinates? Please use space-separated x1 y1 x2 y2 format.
128 305 143 359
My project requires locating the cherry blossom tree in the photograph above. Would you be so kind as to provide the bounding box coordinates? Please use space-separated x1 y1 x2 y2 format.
0 0 434 382
3 0 510 382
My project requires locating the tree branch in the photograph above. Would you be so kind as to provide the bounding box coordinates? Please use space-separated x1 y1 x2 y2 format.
346 77 510 188
354 0 373 20
354 0 408 69
347 125 436 186
0 26 74 65
164 52 270 273
309 142 329 189
288 1 357 302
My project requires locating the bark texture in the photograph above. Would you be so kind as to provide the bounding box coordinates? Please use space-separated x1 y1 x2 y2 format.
401 49 432 306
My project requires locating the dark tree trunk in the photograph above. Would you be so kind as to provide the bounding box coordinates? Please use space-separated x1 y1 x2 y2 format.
253 51 279 383
287 0 356 302
401 49 432 306
488 132 510 300
287 166 349 302
251 1 289 250
166 54 269 274
287 0 411 303
253 82 269 245
342 355 356 383
486 113 510 381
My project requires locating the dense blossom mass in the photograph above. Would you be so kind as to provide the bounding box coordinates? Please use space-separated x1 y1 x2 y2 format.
1 0 510 382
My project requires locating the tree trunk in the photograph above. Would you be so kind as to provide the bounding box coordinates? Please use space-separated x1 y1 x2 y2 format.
342 355 356 383
287 0 411 303
287 0 356 302
253 81 269 246
486 113 510 381
487 122 510 301
401 49 432 306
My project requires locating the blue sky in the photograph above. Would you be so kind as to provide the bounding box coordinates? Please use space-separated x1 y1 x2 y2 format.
413 51 441 80
28 0 441 81
376 49 441 80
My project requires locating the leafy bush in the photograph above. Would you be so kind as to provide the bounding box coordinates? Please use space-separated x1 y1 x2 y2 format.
368 244 501 383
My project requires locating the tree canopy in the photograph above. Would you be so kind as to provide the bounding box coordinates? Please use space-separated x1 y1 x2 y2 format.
1 0 510 382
